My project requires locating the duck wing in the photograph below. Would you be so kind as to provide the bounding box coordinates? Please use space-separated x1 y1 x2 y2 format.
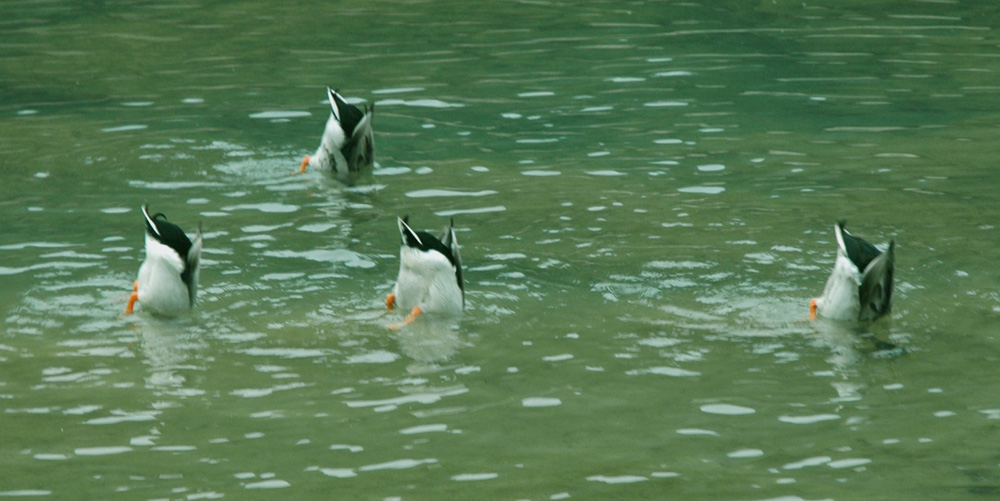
343 104 374 172
440 219 463 296
858 240 894 322
183 225 203 307
837 221 882 272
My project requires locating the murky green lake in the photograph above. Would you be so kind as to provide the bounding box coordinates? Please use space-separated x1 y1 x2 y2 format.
3 1 1000 499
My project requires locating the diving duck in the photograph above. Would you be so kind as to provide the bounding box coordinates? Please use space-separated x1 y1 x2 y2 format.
126 205 202 316
300 87 374 177
810 221 894 322
386 216 464 327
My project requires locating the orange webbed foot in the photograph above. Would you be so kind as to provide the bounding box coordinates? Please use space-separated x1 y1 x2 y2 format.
387 306 422 330
404 306 422 324
386 293 396 311
125 281 139 315
808 298 818 321
299 155 310 174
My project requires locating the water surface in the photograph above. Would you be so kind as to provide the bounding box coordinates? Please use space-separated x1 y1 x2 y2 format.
3 1 1000 499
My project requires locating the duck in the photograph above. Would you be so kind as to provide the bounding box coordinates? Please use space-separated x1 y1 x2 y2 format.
386 216 464 327
299 87 374 177
810 221 894 322
125 205 203 316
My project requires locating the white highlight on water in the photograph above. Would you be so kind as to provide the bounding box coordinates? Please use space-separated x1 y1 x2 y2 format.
248 111 311 119
778 414 840 424
358 458 438 471
405 189 498 198
586 475 648 484
451 473 499 481
627 367 701 377
676 428 719 436
400 424 448 435
522 397 561 408
827 458 872 469
728 448 765 458
700 404 755 415
697 164 725 172
678 186 726 195
74 446 133 456
101 124 148 132
783 456 832 470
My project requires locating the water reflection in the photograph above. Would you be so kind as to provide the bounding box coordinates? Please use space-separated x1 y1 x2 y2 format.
810 317 907 370
138 316 207 395
393 315 463 364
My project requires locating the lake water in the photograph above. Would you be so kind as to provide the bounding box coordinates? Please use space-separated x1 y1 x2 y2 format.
3 1 1000 499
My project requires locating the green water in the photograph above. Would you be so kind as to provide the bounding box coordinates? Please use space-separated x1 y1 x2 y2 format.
3 1 1000 499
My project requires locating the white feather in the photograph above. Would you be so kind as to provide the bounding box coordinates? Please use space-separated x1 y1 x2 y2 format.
308 113 349 172
327 88 343 122
136 233 193 316
392 246 463 317
815 247 861 321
